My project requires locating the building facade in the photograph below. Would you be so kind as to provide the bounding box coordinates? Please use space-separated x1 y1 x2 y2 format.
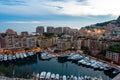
36 26 44 34
106 51 120 64
47 26 54 33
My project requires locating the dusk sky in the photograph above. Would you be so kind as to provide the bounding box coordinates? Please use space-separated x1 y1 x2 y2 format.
0 0 120 34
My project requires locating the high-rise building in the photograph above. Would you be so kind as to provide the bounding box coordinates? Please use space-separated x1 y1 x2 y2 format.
5 29 16 49
63 27 71 34
0 33 6 48
6 29 17 36
36 26 44 34
55 27 63 34
21 31 29 37
5 35 15 48
0 34 2 48
47 26 54 33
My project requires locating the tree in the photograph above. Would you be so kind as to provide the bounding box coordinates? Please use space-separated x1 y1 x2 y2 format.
83 47 90 55
108 44 120 53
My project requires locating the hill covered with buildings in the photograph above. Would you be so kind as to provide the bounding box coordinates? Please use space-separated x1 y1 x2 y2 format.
80 16 120 40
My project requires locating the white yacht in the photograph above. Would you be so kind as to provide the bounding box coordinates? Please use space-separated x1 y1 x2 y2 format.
46 72 51 80
86 62 91 66
84 75 88 79
78 59 85 64
51 73 55 79
70 75 74 80
63 75 67 80
55 74 59 80
40 71 46 79
4 55 7 61
41 52 52 60
74 76 77 80
8 54 12 60
23 52 27 58
27 52 31 56
70 54 83 61
12 55 16 60
20 53 23 59
0 55 3 61
31 52 34 56
68 53 76 57
67 53 76 60
15 53 19 59
78 76 81 80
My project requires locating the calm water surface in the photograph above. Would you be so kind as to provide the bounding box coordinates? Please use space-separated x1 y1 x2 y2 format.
0 54 112 80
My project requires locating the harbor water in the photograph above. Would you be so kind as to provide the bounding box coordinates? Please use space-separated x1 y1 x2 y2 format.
0 54 112 80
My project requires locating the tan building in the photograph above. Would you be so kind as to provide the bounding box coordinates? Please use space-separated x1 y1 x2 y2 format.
38 38 52 49
21 31 29 37
69 29 79 36
5 35 15 49
47 26 54 33
21 36 37 48
6 29 17 36
54 27 63 34
57 40 71 51
52 37 59 45
36 26 44 34
76 39 82 50
13 36 22 48
106 51 120 64
0 34 2 48
63 27 71 34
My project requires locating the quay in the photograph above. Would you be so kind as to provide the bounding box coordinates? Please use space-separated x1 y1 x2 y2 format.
112 73 120 80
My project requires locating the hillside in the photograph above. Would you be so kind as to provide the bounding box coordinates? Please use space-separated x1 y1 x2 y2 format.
85 16 120 28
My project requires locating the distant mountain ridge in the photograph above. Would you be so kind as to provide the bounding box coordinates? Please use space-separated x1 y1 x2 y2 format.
85 16 120 28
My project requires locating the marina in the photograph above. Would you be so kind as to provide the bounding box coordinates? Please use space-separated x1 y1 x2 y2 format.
0 52 118 80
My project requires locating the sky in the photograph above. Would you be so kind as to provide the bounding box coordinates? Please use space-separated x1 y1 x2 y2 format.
0 0 120 34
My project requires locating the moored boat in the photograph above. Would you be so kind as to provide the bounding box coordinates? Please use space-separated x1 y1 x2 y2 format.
46 72 51 80
41 52 52 60
63 75 67 80
55 74 59 80
73 76 77 80
40 71 46 79
4 55 7 61
51 73 55 79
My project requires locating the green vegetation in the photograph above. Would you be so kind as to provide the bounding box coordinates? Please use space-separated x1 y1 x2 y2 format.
54 50 61 53
83 47 91 55
108 44 120 53
95 21 112 26
43 33 54 38
57 33 64 37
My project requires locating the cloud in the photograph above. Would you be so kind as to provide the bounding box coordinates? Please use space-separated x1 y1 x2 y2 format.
0 21 43 24
0 0 120 16
0 0 26 5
